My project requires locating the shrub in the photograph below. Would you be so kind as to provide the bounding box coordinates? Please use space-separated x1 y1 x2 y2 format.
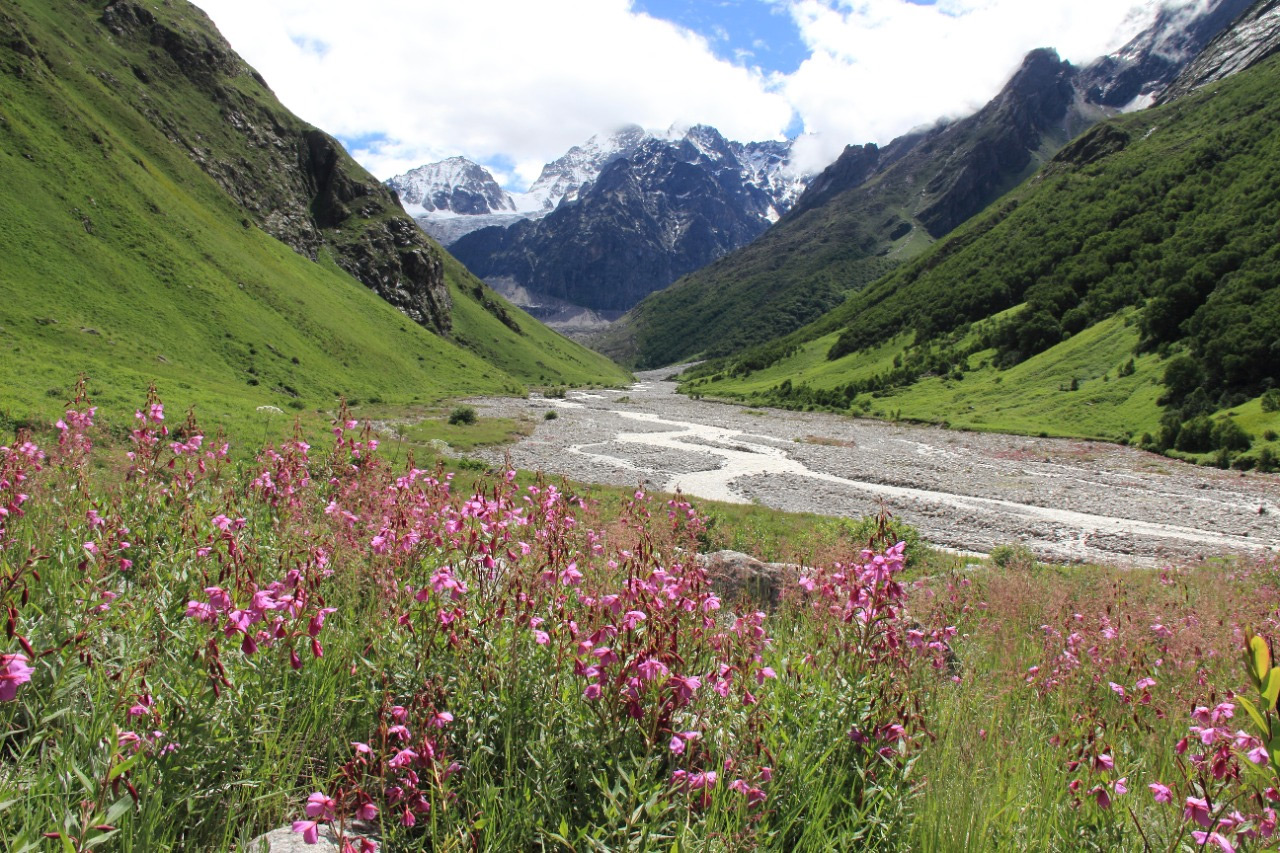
1211 417 1252 453
1261 388 1280 413
989 543 1038 572
1174 415 1213 453
447 406 477 426
543 410 558 421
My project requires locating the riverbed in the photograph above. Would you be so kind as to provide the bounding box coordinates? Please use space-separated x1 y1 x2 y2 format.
467 370 1280 567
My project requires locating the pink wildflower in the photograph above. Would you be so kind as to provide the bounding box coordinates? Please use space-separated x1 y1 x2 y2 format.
1191 831 1236 853
0 653 33 702
305 792 337 821
1149 782 1173 803
1185 796 1213 828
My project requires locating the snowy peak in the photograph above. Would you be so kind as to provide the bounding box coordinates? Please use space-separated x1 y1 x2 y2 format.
389 124 816 244
522 124 649 211
386 156 515 217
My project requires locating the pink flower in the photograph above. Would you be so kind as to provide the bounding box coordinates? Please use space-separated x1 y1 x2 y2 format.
668 674 701 705
583 683 602 701
388 748 418 769
1149 782 1173 803
291 821 320 844
1184 796 1213 828
1108 682 1126 699
1135 677 1156 690
636 657 669 681
1249 746 1269 765
1094 753 1114 771
1190 831 1236 853
305 792 337 821
558 562 583 586
0 653 33 702
670 735 686 755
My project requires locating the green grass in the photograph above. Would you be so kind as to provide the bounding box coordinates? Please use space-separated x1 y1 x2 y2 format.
0 0 626 444
689 312 1168 442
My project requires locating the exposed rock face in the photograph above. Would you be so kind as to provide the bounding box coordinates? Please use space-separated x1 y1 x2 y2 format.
698 550 793 610
916 48 1079 238
1077 0 1255 108
98 0 451 332
1158 0 1280 102
450 126 804 313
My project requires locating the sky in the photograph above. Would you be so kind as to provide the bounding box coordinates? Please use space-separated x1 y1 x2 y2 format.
191 0 1186 187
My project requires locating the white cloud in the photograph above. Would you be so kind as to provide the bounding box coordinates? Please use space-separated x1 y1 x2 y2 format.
192 0 792 182
191 0 1186 183
779 0 1170 164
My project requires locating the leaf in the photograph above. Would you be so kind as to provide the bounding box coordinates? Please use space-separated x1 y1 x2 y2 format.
1265 668 1280 711
104 795 134 825
108 749 145 782
1248 633 1272 686
1239 696 1269 738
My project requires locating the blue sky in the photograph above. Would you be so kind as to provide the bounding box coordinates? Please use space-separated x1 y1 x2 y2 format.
194 0 1172 185
632 0 812 75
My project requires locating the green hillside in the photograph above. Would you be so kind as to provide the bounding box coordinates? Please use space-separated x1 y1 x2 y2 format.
0 0 626 436
686 54 1280 469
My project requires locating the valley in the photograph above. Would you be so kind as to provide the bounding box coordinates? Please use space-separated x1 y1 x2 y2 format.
470 369 1280 566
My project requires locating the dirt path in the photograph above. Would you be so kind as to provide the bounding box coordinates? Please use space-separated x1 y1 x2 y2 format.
468 370 1280 567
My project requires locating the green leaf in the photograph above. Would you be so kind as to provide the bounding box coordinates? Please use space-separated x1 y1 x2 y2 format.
1264 668 1280 711
1248 633 1272 686
1239 696 1269 738
104 795 134 825
108 749 145 782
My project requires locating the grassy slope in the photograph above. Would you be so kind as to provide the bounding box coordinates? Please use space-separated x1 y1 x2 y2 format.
0 0 626 439
688 56 1280 452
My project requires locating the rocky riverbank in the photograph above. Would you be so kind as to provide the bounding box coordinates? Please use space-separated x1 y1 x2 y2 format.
467 370 1279 567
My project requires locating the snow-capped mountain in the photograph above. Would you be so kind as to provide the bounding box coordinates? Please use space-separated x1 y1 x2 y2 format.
387 156 515 218
386 125 813 247
436 124 818 325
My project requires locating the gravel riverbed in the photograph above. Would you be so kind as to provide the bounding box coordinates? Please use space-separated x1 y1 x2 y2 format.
466 369 1280 567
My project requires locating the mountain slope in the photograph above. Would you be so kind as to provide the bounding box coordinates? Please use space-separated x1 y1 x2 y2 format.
0 0 627 433
683 49 1280 464
608 0 1251 369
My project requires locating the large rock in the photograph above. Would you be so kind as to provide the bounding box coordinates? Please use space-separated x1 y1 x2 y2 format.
699 550 794 609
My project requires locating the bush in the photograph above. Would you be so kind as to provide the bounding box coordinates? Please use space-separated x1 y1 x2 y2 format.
989 543 1039 572
1262 389 1280 413
1264 430 1278 442
1211 417 1252 453
1258 447 1279 473
543 410 558 421
1174 415 1214 453
448 406 478 426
